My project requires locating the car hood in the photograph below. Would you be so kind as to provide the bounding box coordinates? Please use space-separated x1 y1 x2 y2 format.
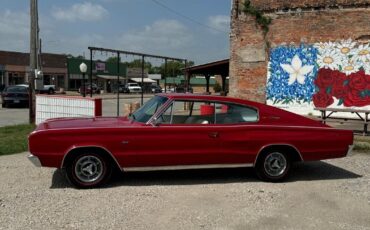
38 116 140 130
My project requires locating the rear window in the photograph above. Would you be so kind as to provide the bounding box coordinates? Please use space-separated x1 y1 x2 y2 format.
6 86 28 93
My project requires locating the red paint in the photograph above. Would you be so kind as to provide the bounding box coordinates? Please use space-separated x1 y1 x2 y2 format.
28 94 353 170
314 68 370 107
94 98 102 116
200 104 215 115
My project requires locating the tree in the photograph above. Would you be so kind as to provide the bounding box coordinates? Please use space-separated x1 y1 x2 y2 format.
160 60 194 77
106 56 121 63
213 82 222 93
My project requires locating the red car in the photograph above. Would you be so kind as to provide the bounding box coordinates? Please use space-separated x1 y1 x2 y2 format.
28 94 353 188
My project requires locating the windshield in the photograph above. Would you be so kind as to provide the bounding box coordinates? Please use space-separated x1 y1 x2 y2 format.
131 96 168 123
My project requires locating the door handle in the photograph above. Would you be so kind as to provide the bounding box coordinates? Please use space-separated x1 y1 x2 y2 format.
208 132 219 138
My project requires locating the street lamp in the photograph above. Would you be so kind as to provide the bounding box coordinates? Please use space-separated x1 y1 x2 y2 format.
79 62 87 97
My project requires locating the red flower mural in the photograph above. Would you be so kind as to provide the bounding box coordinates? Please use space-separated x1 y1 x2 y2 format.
313 69 370 108
312 91 334 107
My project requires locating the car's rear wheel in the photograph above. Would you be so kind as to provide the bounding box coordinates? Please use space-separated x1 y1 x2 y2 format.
66 152 112 188
255 150 291 182
2 103 7 108
48 88 55 94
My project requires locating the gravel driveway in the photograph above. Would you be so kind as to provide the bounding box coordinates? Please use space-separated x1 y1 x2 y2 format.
0 152 369 230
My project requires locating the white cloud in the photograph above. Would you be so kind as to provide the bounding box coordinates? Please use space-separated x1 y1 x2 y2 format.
116 19 193 55
52 2 108 22
207 15 230 33
0 10 29 52
43 34 105 56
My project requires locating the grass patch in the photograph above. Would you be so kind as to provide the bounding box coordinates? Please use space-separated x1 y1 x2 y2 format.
354 136 370 152
0 124 36 156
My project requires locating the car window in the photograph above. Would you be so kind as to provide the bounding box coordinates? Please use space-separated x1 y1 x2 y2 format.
131 96 168 123
215 102 258 124
159 100 216 125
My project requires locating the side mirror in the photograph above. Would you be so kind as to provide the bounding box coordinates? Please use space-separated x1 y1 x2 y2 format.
150 117 161 127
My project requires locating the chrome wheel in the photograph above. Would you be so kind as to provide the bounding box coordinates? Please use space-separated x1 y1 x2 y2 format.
74 155 103 183
263 152 287 177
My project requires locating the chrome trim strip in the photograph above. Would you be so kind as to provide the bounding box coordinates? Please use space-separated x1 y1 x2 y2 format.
61 145 121 171
123 163 253 172
28 154 42 167
254 143 304 166
346 145 354 156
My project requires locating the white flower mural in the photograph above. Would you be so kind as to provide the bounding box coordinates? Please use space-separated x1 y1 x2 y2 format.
341 59 360 75
351 43 370 63
267 39 370 109
337 39 356 55
317 49 341 70
280 54 314 85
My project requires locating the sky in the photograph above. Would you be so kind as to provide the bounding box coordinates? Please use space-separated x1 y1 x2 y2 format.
0 0 232 65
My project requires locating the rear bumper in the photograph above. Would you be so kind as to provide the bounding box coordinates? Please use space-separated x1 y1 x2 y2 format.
346 145 355 156
28 154 42 167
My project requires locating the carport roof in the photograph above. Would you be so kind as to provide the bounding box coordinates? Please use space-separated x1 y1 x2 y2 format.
97 75 123 80
184 59 229 76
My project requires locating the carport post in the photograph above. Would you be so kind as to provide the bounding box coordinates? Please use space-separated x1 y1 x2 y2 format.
221 74 227 95
205 74 210 93
141 55 144 106
117 52 120 117
164 58 167 93
89 49 93 98
184 59 188 92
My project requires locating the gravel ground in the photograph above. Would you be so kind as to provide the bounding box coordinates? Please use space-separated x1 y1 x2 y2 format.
0 152 369 230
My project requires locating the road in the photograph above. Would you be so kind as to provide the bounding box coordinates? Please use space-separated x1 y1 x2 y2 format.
0 94 151 127
0 152 369 229
0 94 367 134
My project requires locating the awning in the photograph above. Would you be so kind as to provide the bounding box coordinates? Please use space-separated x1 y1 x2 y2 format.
131 78 156 83
97 75 123 80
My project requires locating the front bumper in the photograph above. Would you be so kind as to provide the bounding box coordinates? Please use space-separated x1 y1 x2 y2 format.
346 145 355 156
28 154 42 167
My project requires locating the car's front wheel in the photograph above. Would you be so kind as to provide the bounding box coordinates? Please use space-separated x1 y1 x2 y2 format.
255 150 291 182
66 152 112 188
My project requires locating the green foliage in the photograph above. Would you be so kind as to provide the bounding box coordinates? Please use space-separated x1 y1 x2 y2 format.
0 124 35 156
354 136 370 152
105 56 121 63
213 82 222 93
104 57 194 76
242 0 272 36
124 59 152 70
159 60 194 77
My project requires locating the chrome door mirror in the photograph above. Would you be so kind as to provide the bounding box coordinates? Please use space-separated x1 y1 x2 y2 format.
150 116 161 127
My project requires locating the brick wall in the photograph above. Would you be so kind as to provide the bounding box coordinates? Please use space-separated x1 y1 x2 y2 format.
230 0 370 102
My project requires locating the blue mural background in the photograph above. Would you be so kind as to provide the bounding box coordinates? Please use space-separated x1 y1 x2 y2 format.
266 45 319 104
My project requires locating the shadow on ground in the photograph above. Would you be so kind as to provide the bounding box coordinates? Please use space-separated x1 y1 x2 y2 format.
50 161 361 189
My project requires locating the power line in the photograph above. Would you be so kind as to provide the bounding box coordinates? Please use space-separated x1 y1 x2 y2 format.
150 0 228 34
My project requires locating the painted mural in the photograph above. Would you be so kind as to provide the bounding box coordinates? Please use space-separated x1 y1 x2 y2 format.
266 39 370 114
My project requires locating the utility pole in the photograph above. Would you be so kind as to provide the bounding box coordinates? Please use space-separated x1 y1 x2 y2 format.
29 0 38 124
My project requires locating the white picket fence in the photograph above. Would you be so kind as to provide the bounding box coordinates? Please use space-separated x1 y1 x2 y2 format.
35 95 102 125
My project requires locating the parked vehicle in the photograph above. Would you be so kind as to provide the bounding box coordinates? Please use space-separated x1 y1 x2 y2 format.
78 83 100 95
28 94 353 188
162 86 193 93
150 85 162 93
127 82 142 93
114 84 127 93
1 85 29 108
38 85 55 94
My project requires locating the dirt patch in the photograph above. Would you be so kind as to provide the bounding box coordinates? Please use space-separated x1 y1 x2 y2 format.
0 152 369 229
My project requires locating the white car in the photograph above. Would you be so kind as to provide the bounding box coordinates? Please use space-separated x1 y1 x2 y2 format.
126 83 142 93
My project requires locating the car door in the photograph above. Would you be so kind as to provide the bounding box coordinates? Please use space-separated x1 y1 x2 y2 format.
124 100 226 168
213 102 260 164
